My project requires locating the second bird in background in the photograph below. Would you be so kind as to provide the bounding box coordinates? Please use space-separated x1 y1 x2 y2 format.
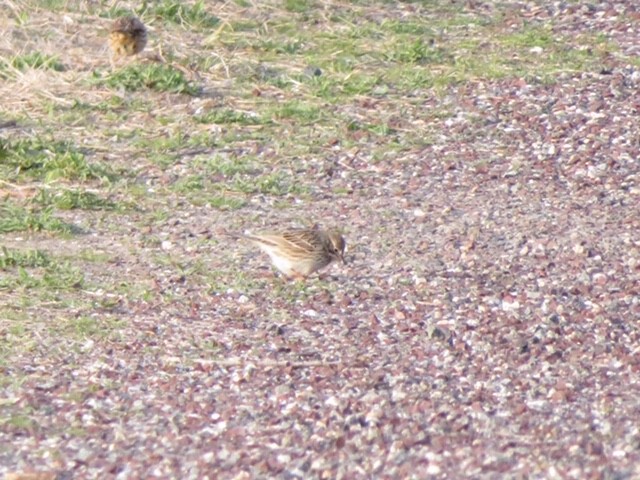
240 226 346 281
108 15 147 62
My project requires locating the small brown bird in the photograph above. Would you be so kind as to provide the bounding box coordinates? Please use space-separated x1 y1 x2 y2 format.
108 15 147 61
241 227 346 280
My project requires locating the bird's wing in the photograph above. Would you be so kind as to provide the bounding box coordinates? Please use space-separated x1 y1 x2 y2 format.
281 230 319 253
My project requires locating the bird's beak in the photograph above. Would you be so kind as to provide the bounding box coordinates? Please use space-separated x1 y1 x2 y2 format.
340 252 346 264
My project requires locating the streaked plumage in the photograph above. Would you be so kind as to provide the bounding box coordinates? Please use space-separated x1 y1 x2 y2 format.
242 227 346 279
109 16 147 60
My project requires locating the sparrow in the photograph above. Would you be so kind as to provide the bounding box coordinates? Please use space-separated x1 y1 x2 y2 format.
109 15 147 61
239 226 346 280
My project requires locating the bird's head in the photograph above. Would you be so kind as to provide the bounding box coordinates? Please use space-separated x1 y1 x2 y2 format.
325 231 346 264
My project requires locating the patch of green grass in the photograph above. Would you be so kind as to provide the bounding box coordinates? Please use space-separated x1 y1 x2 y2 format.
386 38 452 65
326 55 358 74
0 140 8 160
0 202 73 234
340 74 384 96
265 75 295 90
84 95 152 114
31 0 69 10
52 98 147 127
135 130 217 153
172 175 204 193
284 0 314 14
133 130 186 154
64 426 88 438
102 64 200 95
149 0 220 29
0 312 36 366
44 314 126 343
502 26 555 49
32 189 117 211
0 247 51 269
72 249 112 264
7 316 29 337
58 98 142 127
306 75 337 99
382 20 435 36
303 71 382 99
0 257 84 290
66 316 104 337
257 39 305 55
42 262 85 290
228 172 307 196
149 153 177 170
142 212 168 232
0 138 113 184
257 173 306 195
228 19 259 31
541 46 597 73
92 95 126 112
272 102 323 123
366 122 396 136
198 155 254 177
208 194 246 210
1 315 30 343
177 157 303 203
0 52 65 76
387 67 439 90
130 131 217 169
2 413 36 433
456 43 597 82
195 109 265 125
